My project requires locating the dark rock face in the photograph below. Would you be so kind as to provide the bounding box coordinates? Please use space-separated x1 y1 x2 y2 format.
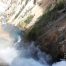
26 0 66 61
27 12 66 61
37 15 66 60
38 30 64 59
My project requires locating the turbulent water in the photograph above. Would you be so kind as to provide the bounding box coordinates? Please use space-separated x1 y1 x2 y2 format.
0 23 65 66
0 23 50 66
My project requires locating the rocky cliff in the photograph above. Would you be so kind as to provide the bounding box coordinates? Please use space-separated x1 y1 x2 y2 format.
26 0 66 61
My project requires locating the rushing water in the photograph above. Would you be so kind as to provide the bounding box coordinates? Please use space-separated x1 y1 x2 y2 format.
0 24 50 66
0 23 66 66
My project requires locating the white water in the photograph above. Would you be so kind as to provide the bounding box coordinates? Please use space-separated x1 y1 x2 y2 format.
0 24 50 66
0 24 65 66
52 61 66 66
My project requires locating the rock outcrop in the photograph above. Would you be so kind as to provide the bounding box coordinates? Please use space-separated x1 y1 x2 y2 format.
26 0 66 61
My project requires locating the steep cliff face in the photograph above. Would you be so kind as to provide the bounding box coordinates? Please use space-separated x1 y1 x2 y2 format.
26 0 66 61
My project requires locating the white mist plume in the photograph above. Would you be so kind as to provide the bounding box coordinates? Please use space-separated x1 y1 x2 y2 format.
1 24 66 66
52 61 66 66
11 58 49 66
0 47 17 64
0 24 65 66
0 24 50 66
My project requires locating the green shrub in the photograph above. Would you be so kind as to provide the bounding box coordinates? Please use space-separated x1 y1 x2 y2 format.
24 15 34 24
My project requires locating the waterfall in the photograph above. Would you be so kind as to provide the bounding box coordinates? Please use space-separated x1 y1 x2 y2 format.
0 23 65 66
0 24 51 66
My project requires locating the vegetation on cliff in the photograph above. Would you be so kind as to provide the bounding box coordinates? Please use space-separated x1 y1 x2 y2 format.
18 15 34 29
26 0 65 41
